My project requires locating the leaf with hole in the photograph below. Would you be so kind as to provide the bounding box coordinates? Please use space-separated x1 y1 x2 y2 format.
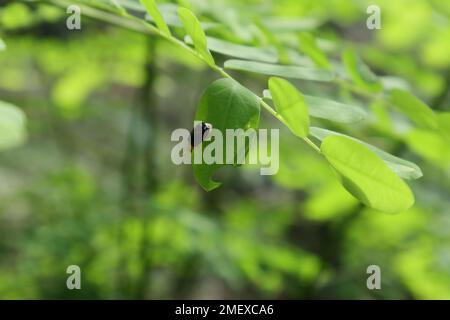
193 78 260 191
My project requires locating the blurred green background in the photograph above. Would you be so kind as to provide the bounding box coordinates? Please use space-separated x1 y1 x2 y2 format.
0 0 449 299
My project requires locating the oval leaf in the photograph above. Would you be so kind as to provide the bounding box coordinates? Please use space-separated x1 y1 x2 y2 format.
193 79 260 191
321 135 415 214
0 100 26 150
178 7 215 66
310 127 422 179
224 59 334 82
268 77 309 137
263 90 366 124
140 0 171 35
390 89 438 129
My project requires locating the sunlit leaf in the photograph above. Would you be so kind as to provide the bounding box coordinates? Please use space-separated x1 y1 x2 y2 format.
268 77 309 137
310 127 422 180
321 135 415 213
263 90 366 124
0 100 26 150
342 48 382 92
390 89 438 129
225 59 334 82
140 0 171 35
178 7 215 66
193 79 260 191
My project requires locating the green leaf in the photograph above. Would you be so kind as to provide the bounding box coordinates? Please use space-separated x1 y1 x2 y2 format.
0 100 26 150
390 89 438 129
0 38 5 51
268 77 309 137
342 48 382 92
225 59 334 82
193 79 260 191
263 90 366 124
310 127 422 180
178 7 215 66
185 36 278 63
298 32 330 69
320 135 415 214
140 0 171 35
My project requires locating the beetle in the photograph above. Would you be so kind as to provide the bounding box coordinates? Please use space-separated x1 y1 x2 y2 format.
190 122 213 150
